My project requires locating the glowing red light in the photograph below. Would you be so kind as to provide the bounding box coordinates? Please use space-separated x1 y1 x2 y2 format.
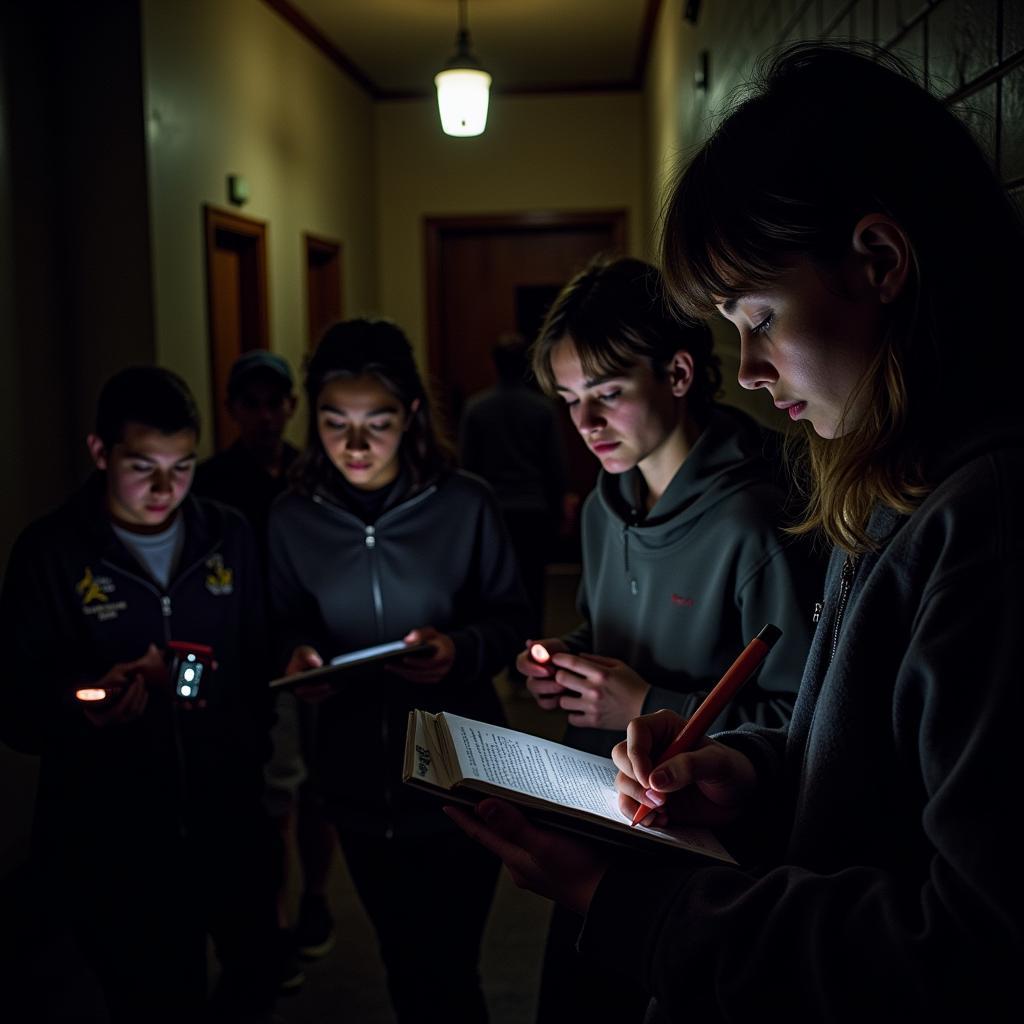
529 643 551 664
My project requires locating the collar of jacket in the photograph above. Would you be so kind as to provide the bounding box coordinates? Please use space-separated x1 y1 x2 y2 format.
598 404 776 533
312 462 445 517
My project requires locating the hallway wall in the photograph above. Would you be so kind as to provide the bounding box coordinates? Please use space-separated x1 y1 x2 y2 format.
142 0 379 457
643 0 1024 428
0 2 155 562
374 90 648 368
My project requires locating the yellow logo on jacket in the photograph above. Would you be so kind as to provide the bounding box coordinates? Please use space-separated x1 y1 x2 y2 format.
205 554 234 596
76 567 108 605
76 567 126 621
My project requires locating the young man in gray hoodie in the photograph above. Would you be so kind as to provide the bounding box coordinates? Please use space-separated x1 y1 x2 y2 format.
518 256 821 1022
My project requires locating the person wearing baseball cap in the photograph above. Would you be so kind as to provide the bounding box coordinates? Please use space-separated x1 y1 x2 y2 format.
194 351 338 990
194 349 299 559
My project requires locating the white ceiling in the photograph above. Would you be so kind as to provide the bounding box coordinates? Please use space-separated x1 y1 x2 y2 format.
283 0 658 96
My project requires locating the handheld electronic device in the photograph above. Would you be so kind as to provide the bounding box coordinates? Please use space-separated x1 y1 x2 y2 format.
269 639 432 690
167 641 215 701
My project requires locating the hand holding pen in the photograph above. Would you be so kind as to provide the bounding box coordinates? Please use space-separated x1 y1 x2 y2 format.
612 625 780 828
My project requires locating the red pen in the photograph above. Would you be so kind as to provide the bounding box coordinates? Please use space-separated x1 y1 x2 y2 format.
631 624 782 826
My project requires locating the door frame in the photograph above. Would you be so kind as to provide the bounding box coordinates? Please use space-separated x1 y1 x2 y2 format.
202 205 270 448
423 209 628 376
303 231 343 349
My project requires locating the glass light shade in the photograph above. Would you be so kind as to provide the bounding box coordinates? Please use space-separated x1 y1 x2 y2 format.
434 67 492 137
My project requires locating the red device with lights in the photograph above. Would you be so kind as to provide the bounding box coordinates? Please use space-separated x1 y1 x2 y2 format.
74 641 214 706
166 641 215 701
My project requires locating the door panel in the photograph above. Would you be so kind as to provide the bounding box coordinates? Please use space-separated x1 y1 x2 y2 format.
203 207 269 449
305 233 342 349
425 211 628 556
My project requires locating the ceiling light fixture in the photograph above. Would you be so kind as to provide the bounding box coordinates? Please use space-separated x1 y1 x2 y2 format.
434 0 492 137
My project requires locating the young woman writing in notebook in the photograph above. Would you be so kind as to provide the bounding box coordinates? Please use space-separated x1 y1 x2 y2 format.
447 43 1024 1021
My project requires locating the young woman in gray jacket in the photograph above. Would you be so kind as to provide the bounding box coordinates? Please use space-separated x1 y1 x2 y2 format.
268 319 529 1023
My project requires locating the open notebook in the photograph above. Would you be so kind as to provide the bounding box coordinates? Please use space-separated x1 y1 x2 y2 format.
403 709 735 862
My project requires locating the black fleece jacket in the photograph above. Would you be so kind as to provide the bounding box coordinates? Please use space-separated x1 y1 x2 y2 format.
267 468 530 836
579 423 1024 1021
0 479 272 859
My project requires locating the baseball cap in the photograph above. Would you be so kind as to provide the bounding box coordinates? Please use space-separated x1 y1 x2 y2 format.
227 350 294 398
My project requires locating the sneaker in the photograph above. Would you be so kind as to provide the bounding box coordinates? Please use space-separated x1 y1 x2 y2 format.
295 893 335 959
276 929 306 994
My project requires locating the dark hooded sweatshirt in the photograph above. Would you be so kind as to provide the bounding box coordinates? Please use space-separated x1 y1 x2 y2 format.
562 405 821 755
578 422 1024 1021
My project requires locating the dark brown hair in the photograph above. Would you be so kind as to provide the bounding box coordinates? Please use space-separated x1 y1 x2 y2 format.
95 366 200 448
663 43 1024 552
532 255 721 425
292 318 453 495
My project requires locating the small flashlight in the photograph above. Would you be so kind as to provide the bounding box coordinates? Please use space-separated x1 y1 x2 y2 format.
529 643 552 665
75 688 108 702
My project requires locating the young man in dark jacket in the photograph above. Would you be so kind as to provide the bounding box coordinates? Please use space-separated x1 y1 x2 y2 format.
0 367 279 1023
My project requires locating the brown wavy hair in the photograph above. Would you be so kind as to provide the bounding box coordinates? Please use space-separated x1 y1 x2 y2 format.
662 42 1024 553
291 318 453 496
532 255 721 426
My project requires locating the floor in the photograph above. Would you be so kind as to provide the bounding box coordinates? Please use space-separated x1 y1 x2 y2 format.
270 564 581 1024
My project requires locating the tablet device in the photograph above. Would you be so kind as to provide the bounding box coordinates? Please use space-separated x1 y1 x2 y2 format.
269 640 432 689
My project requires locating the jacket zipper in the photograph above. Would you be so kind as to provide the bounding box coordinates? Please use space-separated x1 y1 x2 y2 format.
312 486 438 838
364 525 384 632
101 541 224 839
622 524 639 596
828 554 858 668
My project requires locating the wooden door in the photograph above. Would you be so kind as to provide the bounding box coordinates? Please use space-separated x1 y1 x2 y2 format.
425 211 628 548
305 233 342 349
203 206 269 449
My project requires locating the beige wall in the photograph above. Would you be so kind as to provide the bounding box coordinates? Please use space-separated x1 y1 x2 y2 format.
643 0 1023 428
374 91 647 364
643 0 799 430
644 0 685 253
142 0 379 455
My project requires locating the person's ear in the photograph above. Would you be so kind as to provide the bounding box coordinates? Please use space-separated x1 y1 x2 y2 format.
86 433 108 471
284 393 298 419
666 350 695 399
851 214 911 305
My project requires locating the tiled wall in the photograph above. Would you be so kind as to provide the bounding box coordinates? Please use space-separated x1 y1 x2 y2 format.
684 0 1024 204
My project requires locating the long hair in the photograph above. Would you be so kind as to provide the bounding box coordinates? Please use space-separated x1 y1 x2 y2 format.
292 318 453 495
532 255 721 426
662 42 1024 552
